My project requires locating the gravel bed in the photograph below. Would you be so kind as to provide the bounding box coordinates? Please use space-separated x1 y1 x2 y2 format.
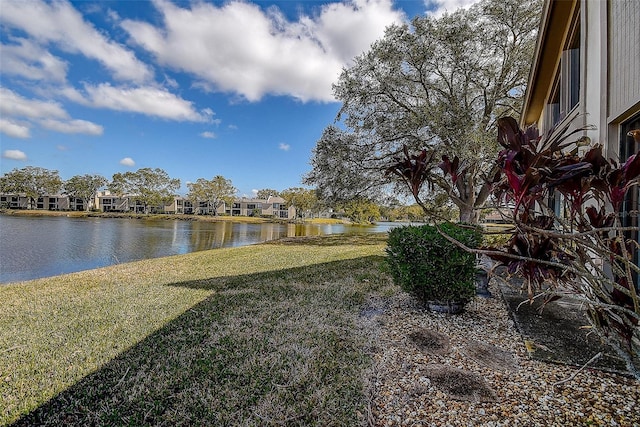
365 283 640 427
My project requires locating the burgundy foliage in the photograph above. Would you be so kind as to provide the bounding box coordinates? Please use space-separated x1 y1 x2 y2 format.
489 117 640 373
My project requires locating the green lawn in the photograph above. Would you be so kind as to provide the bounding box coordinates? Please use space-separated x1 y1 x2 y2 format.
0 233 394 426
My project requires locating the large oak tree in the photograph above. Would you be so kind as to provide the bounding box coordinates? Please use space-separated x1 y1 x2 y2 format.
109 168 180 214
64 174 107 211
280 187 318 219
306 0 541 223
254 189 280 199
187 176 237 215
0 166 63 209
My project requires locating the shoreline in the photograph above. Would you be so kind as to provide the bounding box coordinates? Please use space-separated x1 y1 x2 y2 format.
0 208 350 225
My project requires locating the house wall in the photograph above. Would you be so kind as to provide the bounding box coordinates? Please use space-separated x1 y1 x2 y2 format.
523 0 640 289
0 194 28 209
605 0 640 162
608 1 640 123
583 0 607 147
524 0 640 156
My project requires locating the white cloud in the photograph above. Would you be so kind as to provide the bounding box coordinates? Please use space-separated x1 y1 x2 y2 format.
0 88 68 120
76 83 211 122
57 145 69 151
106 8 121 23
2 149 28 161
279 143 291 151
425 0 479 17
0 118 31 139
122 0 405 102
0 88 104 137
0 0 153 83
0 38 68 82
302 0 405 63
120 157 136 167
40 118 104 135
163 74 179 89
200 131 216 139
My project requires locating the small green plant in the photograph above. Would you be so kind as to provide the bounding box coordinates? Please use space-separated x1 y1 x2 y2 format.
386 223 481 305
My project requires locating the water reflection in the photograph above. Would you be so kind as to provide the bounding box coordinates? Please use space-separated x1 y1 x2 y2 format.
0 215 400 283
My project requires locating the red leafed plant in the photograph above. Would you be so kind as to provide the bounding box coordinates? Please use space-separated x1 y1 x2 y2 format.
386 146 438 215
385 117 640 377
488 117 640 377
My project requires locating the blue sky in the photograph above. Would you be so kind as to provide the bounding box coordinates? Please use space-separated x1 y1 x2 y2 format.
0 0 475 197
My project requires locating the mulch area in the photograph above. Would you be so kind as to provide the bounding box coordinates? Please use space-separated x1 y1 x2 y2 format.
362 282 640 426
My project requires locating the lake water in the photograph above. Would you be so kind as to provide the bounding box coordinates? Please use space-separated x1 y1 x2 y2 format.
0 215 399 283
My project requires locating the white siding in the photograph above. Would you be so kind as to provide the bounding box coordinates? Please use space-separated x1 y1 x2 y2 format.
608 0 640 120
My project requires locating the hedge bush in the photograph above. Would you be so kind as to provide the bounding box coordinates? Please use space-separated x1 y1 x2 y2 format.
385 223 481 304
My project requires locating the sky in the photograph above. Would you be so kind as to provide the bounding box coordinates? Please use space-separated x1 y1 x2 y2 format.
0 0 477 197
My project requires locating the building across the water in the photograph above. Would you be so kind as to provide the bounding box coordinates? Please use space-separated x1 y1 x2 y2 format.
0 192 297 219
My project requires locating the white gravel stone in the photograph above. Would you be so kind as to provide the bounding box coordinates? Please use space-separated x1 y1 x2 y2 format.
367 285 640 426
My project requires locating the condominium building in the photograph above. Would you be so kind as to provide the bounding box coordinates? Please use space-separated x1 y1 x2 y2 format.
1 191 297 219
93 192 296 219
0 194 85 211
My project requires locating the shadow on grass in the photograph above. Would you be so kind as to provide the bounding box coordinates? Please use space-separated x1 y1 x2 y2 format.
265 232 388 247
12 255 390 426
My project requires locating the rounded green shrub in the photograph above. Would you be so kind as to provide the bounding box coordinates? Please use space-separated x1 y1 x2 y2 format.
385 223 481 305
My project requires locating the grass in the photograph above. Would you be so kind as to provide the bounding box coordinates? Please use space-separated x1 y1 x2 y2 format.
0 233 394 426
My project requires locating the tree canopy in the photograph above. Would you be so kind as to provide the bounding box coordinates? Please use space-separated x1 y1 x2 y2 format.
0 166 63 209
280 187 318 219
187 176 237 215
64 174 107 211
305 0 541 223
255 189 280 199
109 168 180 214
340 198 381 224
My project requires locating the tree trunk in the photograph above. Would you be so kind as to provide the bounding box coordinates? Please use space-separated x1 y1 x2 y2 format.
458 205 480 224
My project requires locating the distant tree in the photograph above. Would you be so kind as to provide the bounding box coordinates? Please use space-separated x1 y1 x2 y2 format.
341 198 381 224
305 0 541 223
187 175 237 215
64 174 107 211
255 188 280 199
109 168 180 214
0 166 62 209
280 187 318 219
404 205 427 222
